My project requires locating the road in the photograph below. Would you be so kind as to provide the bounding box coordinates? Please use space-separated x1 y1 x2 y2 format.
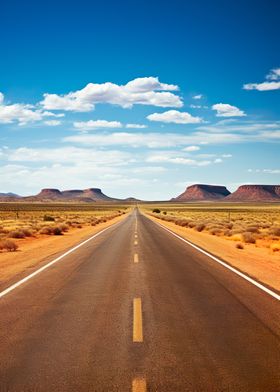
0 208 280 391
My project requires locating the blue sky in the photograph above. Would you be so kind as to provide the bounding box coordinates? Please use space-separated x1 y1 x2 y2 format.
0 0 279 200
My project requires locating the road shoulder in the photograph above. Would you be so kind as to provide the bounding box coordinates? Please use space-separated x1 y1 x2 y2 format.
0 213 127 289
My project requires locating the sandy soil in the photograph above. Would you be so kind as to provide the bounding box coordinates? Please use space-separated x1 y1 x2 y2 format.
0 214 127 287
147 214 280 293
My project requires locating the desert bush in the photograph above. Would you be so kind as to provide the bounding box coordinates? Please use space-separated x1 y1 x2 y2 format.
39 226 53 235
152 208 161 213
236 243 244 250
163 211 167 215
246 226 260 234
59 224 69 232
0 239 18 252
53 227 63 235
242 232 256 244
188 221 196 228
43 215 55 222
195 223 205 232
8 230 26 239
209 227 222 236
269 227 280 236
21 228 33 237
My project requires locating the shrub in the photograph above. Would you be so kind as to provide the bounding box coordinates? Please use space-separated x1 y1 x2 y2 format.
53 227 63 235
59 224 69 232
236 243 244 250
9 230 26 239
246 226 260 234
0 239 18 252
269 227 280 236
152 208 161 214
43 215 55 222
242 232 256 244
209 227 222 236
21 228 32 237
163 211 167 215
195 223 205 232
39 226 53 235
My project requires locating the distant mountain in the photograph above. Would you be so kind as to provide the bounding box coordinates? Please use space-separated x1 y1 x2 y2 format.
26 187 117 202
172 184 231 201
225 185 280 202
0 192 21 198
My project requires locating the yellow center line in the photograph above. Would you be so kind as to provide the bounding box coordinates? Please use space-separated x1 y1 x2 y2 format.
132 377 147 392
133 298 143 342
134 240 138 245
135 234 138 238
134 253 139 263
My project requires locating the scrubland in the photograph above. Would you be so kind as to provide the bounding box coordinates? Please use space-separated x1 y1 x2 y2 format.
142 203 280 291
0 203 129 252
144 203 280 252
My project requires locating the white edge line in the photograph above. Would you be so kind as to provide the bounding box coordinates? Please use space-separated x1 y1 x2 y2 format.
153 219 280 301
0 219 123 299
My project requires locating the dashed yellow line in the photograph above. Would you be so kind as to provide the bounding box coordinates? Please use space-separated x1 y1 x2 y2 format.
134 253 139 263
134 240 138 245
135 234 138 239
132 377 147 392
133 298 143 342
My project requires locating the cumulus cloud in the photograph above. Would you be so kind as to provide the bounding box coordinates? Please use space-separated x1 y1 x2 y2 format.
212 103 246 117
44 120 61 126
146 154 211 166
193 94 203 99
243 67 280 91
41 77 183 112
0 92 63 125
147 110 203 124
125 123 147 129
182 145 201 152
73 120 122 131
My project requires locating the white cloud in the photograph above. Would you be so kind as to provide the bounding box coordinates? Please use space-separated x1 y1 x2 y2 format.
73 120 122 131
182 145 201 152
44 120 61 126
198 120 280 133
190 104 208 109
0 92 63 125
146 153 211 166
214 158 223 163
4 146 132 166
222 154 232 158
244 81 280 91
125 123 147 129
41 77 183 112
147 110 203 124
243 67 280 91
248 168 280 174
193 94 203 99
64 123 280 148
212 103 246 117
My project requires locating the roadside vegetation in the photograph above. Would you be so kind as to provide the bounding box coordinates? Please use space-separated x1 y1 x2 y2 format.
144 203 280 253
0 203 129 252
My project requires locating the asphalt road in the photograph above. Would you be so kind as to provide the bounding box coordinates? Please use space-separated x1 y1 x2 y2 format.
0 208 279 391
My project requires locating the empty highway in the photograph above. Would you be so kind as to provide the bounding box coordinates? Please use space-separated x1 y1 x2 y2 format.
0 209 279 391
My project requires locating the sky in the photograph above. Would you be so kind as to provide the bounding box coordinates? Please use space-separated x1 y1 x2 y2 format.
0 0 279 200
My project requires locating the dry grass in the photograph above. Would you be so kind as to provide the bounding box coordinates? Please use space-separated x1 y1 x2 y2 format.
0 203 129 252
142 202 280 252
